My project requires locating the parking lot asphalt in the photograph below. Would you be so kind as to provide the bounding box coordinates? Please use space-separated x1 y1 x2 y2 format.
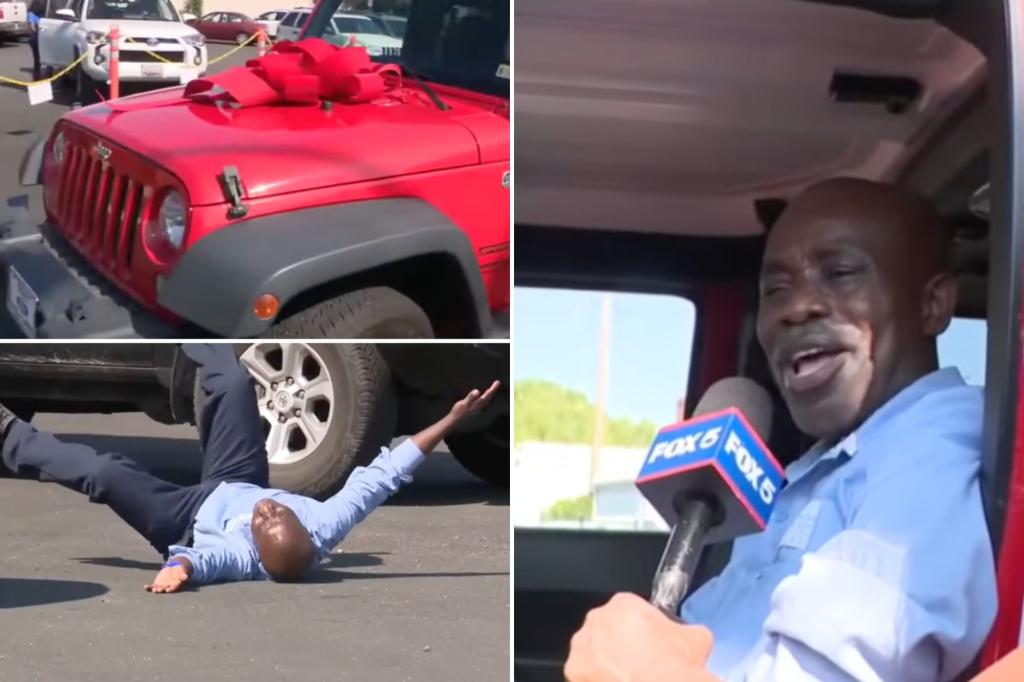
0 412 510 682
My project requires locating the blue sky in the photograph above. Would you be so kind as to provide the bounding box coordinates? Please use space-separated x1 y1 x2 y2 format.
515 287 988 426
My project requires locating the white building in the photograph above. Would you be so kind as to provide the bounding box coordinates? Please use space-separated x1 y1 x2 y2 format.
513 441 668 532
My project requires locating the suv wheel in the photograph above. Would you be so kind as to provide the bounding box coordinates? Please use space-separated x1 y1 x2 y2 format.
235 32 249 45
194 342 398 499
266 287 434 339
445 414 509 486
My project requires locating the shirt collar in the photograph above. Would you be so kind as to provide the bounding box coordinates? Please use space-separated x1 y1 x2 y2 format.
786 367 965 481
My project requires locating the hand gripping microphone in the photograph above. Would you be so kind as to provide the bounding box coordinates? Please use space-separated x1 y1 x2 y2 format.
635 377 785 617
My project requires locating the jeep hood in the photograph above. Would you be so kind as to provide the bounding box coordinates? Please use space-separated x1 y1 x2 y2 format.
64 86 504 205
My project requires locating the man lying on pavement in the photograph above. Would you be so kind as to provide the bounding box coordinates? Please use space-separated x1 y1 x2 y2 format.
564 178 997 682
0 343 500 593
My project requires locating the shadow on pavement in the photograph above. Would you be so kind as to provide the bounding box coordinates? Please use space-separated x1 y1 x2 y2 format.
0 577 108 608
308 570 509 585
72 556 164 571
390 455 509 508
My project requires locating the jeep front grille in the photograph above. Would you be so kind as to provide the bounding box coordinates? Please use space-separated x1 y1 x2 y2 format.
54 141 148 271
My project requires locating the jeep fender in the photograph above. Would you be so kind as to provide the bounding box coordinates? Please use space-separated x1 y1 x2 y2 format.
157 198 492 338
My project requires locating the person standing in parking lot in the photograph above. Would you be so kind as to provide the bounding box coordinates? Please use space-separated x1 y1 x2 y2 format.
27 0 43 81
0 343 501 592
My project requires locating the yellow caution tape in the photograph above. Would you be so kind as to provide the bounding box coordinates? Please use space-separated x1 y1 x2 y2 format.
123 36 176 64
0 38 107 87
208 31 259 65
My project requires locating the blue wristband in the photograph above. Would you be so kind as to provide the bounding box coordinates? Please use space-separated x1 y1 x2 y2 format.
163 560 183 569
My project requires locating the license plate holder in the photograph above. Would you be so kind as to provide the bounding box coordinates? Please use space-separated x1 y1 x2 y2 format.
141 63 164 78
6 265 38 338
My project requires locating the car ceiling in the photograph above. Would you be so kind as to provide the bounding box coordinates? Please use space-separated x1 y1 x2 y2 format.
515 0 987 238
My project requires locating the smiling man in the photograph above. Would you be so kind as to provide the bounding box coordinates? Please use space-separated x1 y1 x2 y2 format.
0 344 500 592
564 178 997 682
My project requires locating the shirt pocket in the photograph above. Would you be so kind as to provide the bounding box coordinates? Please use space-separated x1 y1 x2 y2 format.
773 498 846 566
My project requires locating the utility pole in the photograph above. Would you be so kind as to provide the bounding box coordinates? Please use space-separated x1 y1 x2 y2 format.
590 294 612 519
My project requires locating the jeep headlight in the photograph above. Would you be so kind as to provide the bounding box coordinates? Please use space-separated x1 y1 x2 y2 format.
85 30 105 44
145 190 188 261
50 131 66 166
181 33 205 47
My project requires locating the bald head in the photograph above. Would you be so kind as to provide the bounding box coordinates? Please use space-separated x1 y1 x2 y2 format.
756 178 958 440
251 498 316 581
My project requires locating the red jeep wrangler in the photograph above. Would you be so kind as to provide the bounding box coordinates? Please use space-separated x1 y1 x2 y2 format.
8 0 509 339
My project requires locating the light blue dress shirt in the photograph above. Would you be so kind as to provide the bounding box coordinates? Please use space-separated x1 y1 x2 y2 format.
167 439 424 585
681 368 997 682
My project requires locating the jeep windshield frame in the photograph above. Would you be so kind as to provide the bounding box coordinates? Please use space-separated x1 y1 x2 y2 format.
84 0 180 22
304 0 509 99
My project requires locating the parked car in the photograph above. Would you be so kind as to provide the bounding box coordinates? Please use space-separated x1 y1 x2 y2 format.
187 11 264 45
0 1 30 43
12 0 509 340
254 9 289 39
37 0 207 103
277 8 401 56
0 342 509 496
371 13 406 39
515 0 1024 678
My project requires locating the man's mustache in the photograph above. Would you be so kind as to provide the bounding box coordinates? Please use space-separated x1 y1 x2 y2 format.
770 323 856 368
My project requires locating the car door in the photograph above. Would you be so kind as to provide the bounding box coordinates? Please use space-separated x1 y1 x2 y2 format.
38 0 77 66
194 12 216 39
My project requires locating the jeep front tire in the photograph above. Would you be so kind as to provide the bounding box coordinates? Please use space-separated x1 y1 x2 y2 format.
194 342 398 499
266 287 434 339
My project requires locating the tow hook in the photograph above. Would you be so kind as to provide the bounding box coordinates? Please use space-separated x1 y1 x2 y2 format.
219 166 249 219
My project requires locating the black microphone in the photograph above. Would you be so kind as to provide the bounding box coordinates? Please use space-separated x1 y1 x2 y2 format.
635 377 785 617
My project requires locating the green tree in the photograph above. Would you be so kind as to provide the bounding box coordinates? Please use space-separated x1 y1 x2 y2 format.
183 0 202 17
541 494 593 522
514 379 658 447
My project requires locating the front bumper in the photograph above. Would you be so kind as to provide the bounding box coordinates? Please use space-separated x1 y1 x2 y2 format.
0 21 31 37
0 217 179 339
82 44 207 82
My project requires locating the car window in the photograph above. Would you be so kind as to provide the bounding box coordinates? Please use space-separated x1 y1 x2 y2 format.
46 0 76 17
281 11 299 27
334 15 384 35
937 317 987 386
85 0 178 21
514 287 696 532
226 13 243 23
201 12 218 21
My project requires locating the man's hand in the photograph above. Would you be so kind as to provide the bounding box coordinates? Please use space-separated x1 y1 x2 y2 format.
564 593 720 682
411 381 502 454
145 564 189 594
449 381 501 421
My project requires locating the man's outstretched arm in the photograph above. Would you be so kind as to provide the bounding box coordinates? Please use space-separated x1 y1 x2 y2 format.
146 534 261 593
310 381 501 552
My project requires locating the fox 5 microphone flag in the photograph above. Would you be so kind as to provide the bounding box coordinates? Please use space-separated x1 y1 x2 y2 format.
635 408 786 543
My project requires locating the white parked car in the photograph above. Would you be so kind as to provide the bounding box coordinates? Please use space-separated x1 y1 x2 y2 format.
254 9 288 39
0 1 30 43
277 9 402 57
39 0 207 101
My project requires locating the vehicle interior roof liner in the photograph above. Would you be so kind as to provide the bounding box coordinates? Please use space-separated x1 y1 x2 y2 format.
798 0 950 19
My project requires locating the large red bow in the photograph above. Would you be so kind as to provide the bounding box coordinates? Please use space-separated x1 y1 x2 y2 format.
183 38 402 107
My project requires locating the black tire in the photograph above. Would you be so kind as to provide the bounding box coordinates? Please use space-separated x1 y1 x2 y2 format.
267 287 434 339
73 50 98 105
235 32 249 45
194 343 398 499
445 413 509 487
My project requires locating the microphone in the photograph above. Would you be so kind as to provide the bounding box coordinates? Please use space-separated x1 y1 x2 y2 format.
635 377 786 617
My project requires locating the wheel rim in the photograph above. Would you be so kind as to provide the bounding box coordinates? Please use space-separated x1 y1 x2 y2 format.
240 343 335 466
237 33 248 44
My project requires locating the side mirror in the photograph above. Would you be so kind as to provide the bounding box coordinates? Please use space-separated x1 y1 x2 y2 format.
181 13 196 22
55 8 76 19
